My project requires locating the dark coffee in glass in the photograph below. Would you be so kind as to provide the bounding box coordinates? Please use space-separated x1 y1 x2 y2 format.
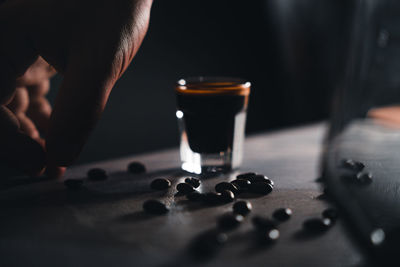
175 77 250 174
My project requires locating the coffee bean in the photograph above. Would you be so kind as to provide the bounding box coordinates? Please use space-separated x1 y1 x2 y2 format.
249 182 273 195
249 174 273 186
150 178 171 190
303 217 332 232
231 179 251 191
185 177 201 188
203 192 222 205
64 179 84 190
176 183 195 194
215 182 238 194
273 208 292 221
233 201 252 216
143 199 169 214
128 161 146 174
252 216 277 230
220 190 235 203
237 172 256 180
341 159 365 171
356 172 372 184
259 228 280 243
186 191 204 201
322 208 338 221
87 168 108 181
217 214 244 230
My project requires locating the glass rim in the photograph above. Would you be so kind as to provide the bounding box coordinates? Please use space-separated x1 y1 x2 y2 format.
175 76 250 95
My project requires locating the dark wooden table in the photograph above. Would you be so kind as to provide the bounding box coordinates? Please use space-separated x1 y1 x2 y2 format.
0 123 363 267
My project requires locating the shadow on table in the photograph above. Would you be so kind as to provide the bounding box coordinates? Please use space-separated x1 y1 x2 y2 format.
0 168 184 208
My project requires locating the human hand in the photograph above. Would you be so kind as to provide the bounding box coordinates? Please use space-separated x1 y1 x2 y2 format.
0 0 153 177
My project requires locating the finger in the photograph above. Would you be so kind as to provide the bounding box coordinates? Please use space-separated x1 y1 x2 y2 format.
27 80 52 134
16 57 56 87
6 86 40 140
46 52 117 167
0 106 45 176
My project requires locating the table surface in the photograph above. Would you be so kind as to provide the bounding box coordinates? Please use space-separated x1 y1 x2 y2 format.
0 123 363 267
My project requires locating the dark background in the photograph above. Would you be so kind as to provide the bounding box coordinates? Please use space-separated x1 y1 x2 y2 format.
49 0 353 164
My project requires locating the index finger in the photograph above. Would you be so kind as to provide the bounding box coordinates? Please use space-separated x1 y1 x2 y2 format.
45 51 118 167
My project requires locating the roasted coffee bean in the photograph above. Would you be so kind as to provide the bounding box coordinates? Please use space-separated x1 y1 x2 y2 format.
128 161 146 174
87 168 108 181
231 179 251 191
303 217 332 232
233 201 252 216
150 178 171 190
252 216 277 230
143 199 169 214
220 190 235 203
237 172 257 180
249 175 273 186
273 208 292 221
186 191 204 201
64 179 84 190
356 172 372 184
203 192 222 205
249 182 273 195
322 208 338 221
258 228 280 243
341 159 365 171
176 183 195 194
217 214 244 230
185 177 201 188
215 182 238 194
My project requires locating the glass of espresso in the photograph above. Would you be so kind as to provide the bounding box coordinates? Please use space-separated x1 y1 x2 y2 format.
175 77 251 174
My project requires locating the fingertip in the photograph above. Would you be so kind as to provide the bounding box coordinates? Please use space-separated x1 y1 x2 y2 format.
45 165 66 179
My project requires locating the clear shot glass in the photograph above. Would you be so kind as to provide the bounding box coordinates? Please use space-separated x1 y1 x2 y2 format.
175 77 251 175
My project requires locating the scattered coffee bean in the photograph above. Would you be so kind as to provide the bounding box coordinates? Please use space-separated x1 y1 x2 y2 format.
87 168 107 181
249 174 273 186
217 214 244 230
303 217 332 232
215 182 239 194
341 159 365 171
252 216 277 230
128 161 146 174
203 192 223 205
176 183 195 194
356 172 372 184
231 179 251 191
64 179 84 190
150 178 171 190
185 177 201 188
142 199 169 214
220 190 235 203
258 228 280 243
273 208 292 221
233 201 252 216
322 208 338 221
237 172 256 180
249 182 273 195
